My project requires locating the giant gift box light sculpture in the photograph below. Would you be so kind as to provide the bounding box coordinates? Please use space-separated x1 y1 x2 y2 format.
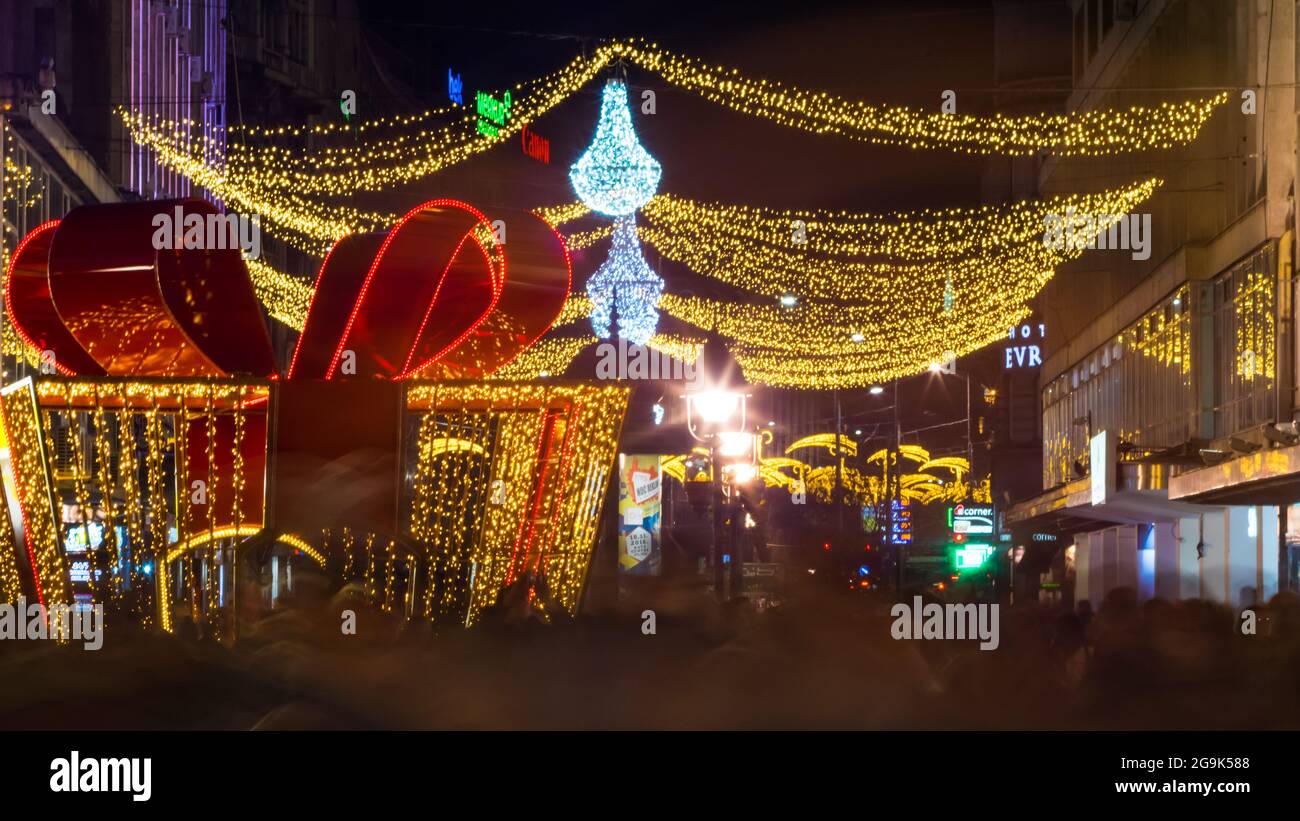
0 198 628 632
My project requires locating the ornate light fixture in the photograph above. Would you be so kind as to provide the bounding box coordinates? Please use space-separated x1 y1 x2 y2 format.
570 79 664 344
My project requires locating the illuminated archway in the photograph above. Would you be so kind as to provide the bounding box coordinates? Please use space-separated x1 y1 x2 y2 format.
159 527 327 632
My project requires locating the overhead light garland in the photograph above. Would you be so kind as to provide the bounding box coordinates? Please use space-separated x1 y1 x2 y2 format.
244 258 314 331
117 34 1215 252
545 179 1160 303
110 28 1211 392
605 39 1227 156
117 48 612 214
489 336 596 379
660 290 1032 381
638 181 1160 261
486 330 702 380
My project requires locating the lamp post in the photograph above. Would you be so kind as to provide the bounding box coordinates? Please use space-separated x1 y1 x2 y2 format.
685 388 752 601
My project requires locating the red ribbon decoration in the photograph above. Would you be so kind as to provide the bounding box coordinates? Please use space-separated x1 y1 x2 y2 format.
3 197 573 541
5 197 571 381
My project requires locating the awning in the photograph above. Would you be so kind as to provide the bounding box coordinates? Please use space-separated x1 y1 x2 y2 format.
1168 441 1300 505
1006 462 1214 535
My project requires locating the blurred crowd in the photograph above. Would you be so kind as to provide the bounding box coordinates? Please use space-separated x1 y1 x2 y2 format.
2 571 1298 729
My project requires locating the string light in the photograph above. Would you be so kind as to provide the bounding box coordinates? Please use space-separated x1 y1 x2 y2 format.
0 380 68 609
117 31 1210 260
403 382 628 624
642 181 1158 263
546 180 1161 302
122 38 1223 237
245 257 314 331
12 379 274 632
0 409 29 603
605 39 1227 156
489 336 595 380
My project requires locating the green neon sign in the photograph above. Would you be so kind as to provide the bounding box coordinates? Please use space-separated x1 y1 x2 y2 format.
953 544 994 570
476 90 512 136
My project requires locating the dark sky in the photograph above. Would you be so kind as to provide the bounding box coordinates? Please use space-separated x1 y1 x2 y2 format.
353 0 1070 442
358 0 1053 215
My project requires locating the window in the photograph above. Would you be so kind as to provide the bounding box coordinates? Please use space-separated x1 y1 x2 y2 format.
1211 244 1278 437
1041 287 1193 488
1088 0 1101 60
1073 5 1085 83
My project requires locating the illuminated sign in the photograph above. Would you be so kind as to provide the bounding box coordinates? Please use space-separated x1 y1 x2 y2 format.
69 560 91 583
948 503 994 536
64 527 88 553
954 543 995 569
521 123 550 164
1090 429 1113 505
888 499 913 544
475 90 512 136
1005 322 1045 369
618 455 662 575
1032 532 1059 542
448 69 463 105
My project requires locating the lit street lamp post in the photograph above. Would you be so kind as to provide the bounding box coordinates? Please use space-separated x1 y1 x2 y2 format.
685 388 752 601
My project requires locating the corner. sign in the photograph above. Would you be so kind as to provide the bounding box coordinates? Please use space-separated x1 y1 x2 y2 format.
949 503 995 536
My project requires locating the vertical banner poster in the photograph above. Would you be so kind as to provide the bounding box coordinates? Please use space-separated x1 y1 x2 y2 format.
618 454 662 575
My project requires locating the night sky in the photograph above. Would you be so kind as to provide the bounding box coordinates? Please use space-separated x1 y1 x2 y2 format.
336 0 1071 449
357 0 1024 215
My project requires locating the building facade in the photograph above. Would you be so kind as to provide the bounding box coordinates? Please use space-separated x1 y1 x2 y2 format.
1006 0 1300 610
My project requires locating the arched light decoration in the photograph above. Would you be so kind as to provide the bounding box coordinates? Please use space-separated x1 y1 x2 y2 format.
569 79 661 216
587 216 663 345
572 78 664 343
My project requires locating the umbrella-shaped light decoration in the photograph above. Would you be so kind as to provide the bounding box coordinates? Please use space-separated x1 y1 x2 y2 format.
570 79 664 345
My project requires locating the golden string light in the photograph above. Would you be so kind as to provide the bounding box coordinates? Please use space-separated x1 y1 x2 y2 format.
91 399 124 609
646 181 1157 265
489 336 595 379
545 180 1161 303
0 413 27 603
119 110 388 252
660 291 1025 353
245 258 315 330
0 380 68 608
606 39 1227 156
403 382 628 624
114 49 612 248
115 32 1212 262
122 37 1223 236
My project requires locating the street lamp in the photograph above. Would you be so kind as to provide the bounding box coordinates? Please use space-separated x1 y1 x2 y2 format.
686 389 746 437
684 386 752 600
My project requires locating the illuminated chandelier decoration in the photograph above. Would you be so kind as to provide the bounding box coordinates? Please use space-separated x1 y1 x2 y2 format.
570 79 663 345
